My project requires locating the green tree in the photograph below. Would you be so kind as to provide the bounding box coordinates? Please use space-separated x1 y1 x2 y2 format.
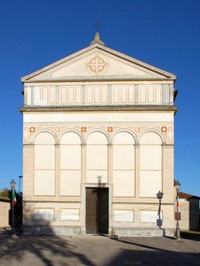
0 187 9 198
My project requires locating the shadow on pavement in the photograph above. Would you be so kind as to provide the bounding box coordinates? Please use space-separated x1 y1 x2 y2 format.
0 228 200 266
0 233 96 266
106 237 200 266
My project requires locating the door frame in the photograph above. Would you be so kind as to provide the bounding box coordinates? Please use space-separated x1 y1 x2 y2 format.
81 184 112 235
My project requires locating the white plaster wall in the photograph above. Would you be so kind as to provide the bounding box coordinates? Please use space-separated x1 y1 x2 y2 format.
34 170 55 195
24 112 174 123
140 171 162 197
113 132 135 197
34 132 55 195
60 145 81 169
35 146 55 169
61 209 80 221
112 204 174 229
113 171 135 196
114 210 134 222
60 132 81 196
141 210 162 223
34 209 54 221
86 132 108 183
60 171 81 196
140 132 162 197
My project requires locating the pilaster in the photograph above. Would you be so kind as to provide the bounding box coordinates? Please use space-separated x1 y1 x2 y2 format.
81 143 86 183
55 144 60 197
108 143 113 184
135 143 140 198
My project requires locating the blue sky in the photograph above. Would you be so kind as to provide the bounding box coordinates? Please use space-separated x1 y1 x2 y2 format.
0 0 199 196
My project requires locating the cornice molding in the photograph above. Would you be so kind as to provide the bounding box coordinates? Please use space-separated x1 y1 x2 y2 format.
20 105 178 113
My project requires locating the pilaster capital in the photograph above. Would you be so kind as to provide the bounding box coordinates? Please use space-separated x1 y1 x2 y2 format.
81 143 86 147
162 144 174 148
23 144 34 148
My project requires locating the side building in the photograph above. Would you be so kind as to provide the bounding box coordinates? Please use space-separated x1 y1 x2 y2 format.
20 33 178 236
179 192 200 231
0 197 10 228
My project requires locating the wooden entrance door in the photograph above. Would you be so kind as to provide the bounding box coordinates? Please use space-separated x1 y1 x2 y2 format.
86 188 108 234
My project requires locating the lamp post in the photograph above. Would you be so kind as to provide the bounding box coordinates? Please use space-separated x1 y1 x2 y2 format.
175 180 181 240
157 190 163 228
10 179 16 233
19 175 23 193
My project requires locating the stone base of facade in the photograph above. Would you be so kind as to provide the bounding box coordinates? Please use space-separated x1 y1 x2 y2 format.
112 227 175 237
23 225 82 236
23 225 175 238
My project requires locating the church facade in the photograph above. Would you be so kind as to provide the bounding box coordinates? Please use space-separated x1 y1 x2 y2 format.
20 33 178 236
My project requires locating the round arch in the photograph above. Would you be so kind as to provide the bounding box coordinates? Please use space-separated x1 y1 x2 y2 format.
31 129 57 145
111 128 136 145
85 128 111 145
58 129 83 145
138 128 166 145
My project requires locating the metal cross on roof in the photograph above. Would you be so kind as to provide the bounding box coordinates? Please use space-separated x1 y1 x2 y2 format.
94 21 101 32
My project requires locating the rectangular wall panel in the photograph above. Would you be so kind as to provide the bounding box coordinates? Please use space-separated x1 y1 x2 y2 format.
128 86 135 103
141 211 162 223
34 170 55 195
114 210 134 222
49 86 56 105
60 146 81 170
60 171 81 196
113 171 135 197
113 146 134 170
155 85 162 104
140 171 161 197
140 146 162 170
61 209 80 221
35 146 55 169
87 146 107 169
102 86 108 103
34 209 54 221
148 86 154 103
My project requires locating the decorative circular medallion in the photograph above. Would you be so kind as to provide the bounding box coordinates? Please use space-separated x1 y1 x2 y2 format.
134 126 140 133
29 127 35 133
107 126 113 133
86 54 108 75
161 126 167 133
81 126 87 133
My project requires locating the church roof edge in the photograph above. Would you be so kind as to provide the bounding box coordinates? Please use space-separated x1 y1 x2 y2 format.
21 41 176 82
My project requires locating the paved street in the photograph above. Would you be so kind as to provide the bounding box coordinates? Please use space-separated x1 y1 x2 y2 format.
0 232 199 266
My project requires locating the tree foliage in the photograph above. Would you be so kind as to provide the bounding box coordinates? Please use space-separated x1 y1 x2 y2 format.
0 187 9 198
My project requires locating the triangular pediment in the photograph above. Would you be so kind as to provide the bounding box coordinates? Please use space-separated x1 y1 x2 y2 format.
21 42 176 82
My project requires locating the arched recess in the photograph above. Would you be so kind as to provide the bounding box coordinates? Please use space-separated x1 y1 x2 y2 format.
60 132 81 196
86 131 108 184
139 131 162 197
113 132 135 197
34 132 56 195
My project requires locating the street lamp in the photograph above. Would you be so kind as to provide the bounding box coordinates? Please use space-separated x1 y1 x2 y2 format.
19 175 23 193
157 191 163 228
175 180 181 240
10 179 16 233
